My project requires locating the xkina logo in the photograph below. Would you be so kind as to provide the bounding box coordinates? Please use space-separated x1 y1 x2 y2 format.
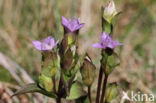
122 91 155 102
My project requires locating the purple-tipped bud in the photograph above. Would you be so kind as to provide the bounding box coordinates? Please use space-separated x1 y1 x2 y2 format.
62 16 85 33
103 0 117 23
32 36 59 51
92 32 122 50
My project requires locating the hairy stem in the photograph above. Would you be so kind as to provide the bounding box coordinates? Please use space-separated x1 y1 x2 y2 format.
100 75 108 103
88 86 92 103
95 67 104 103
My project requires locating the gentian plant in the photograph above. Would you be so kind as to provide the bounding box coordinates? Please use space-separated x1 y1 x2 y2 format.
13 0 122 103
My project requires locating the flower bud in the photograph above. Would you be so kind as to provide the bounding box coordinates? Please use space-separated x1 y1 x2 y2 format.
60 34 68 55
105 83 118 102
103 0 117 23
60 33 77 55
61 48 73 71
80 56 96 86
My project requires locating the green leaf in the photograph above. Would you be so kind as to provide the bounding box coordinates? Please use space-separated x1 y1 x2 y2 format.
105 83 118 102
66 82 87 100
61 72 76 96
105 52 120 75
38 74 53 92
12 83 57 98
41 51 58 77
76 96 89 103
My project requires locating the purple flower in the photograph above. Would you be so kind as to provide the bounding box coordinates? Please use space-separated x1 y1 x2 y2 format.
62 16 85 33
92 32 122 50
32 36 59 51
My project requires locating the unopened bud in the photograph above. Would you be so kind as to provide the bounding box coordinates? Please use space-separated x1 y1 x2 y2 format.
80 56 96 86
61 48 73 71
60 34 68 54
103 0 117 23
60 33 77 55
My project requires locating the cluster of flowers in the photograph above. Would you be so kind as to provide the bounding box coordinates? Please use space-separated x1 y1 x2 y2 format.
32 18 121 52
14 1 122 103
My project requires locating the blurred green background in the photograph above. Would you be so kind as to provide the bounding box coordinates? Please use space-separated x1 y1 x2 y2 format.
0 0 155 103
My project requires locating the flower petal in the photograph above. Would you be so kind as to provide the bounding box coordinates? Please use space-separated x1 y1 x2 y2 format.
112 41 123 47
41 43 52 50
92 43 104 48
77 18 81 23
78 23 85 29
62 16 68 27
43 36 54 45
107 43 116 49
107 41 122 49
74 23 85 32
62 16 85 33
32 41 42 50
101 32 109 41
